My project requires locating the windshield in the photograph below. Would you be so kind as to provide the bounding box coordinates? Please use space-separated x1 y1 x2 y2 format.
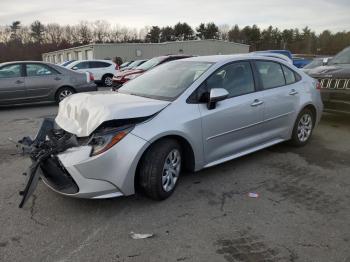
125 60 144 69
120 61 132 67
135 57 165 71
329 47 350 65
119 61 213 101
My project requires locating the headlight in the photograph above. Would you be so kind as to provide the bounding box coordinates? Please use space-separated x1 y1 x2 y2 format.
89 126 133 156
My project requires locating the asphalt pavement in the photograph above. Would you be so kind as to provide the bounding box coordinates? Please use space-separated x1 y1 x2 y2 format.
0 101 349 262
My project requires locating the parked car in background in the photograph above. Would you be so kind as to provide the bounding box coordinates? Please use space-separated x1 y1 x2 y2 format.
112 55 193 89
19 54 323 207
250 52 293 64
308 46 350 114
254 49 293 60
119 61 134 70
64 60 117 87
292 57 311 68
254 50 312 68
302 57 331 74
120 59 147 71
0 61 97 105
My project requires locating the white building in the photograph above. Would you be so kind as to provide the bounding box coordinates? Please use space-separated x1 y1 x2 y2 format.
42 40 249 63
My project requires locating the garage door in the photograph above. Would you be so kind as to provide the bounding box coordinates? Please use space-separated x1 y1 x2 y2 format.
86 50 93 60
76 51 83 60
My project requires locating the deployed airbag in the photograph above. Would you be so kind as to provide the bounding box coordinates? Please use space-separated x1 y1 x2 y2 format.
55 92 170 137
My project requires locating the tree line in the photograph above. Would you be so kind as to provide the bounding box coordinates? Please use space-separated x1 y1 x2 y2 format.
0 20 349 63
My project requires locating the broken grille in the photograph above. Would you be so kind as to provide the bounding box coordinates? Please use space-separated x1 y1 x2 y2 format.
318 78 350 89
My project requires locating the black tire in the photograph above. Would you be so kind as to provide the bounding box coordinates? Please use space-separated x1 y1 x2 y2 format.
290 108 314 147
55 87 75 104
139 139 182 200
102 74 113 87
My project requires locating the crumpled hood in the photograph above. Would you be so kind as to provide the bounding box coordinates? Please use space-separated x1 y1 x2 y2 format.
55 92 170 137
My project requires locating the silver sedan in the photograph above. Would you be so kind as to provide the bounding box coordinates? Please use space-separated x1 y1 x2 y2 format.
19 54 323 206
0 61 97 106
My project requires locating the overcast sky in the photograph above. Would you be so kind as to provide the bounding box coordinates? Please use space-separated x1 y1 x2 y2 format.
0 0 349 32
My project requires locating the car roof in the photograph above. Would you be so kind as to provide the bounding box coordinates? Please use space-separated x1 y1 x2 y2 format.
0 61 54 66
70 59 114 63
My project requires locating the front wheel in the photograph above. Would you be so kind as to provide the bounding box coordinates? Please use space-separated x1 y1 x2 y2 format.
290 108 314 147
139 139 182 200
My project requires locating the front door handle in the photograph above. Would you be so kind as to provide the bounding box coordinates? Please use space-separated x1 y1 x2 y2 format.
251 99 264 107
54 77 61 81
15 80 24 84
289 89 298 95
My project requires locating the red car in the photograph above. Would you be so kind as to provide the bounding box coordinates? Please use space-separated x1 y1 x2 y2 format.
112 55 192 90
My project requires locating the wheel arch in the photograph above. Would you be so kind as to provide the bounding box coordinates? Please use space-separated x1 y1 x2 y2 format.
134 134 196 191
299 103 317 125
102 73 114 78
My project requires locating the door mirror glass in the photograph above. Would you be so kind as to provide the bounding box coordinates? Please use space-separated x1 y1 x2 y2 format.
207 88 229 109
72 66 78 70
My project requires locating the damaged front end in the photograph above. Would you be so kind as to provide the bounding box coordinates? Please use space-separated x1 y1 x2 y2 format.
17 115 153 208
18 118 80 208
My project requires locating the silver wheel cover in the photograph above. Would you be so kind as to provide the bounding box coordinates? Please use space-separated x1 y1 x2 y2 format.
297 113 313 142
162 149 181 192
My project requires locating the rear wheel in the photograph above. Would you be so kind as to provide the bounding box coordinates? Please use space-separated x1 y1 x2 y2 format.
55 87 75 103
102 75 113 87
290 108 314 147
139 139 182 200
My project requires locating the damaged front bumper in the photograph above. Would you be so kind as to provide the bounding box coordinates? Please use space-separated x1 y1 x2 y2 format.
18 118 148 207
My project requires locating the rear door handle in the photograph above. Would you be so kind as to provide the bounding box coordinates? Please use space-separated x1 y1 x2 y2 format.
289 89 298 95
54 77 61 81
15 80 24 84
251 99 264 107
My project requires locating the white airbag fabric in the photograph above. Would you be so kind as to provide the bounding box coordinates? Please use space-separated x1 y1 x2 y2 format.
55 92 169 137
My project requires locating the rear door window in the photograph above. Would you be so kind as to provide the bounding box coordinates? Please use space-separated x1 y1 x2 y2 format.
26 64 58 77
255 61 285 89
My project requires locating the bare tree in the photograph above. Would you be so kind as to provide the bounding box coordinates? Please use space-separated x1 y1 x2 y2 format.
0 26 11 43
218 24 230 41
46 23 63 45
92 20 110 43
77 21 92 44
17 26 31 44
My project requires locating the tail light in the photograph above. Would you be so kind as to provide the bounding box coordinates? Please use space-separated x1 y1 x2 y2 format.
89 72 94 82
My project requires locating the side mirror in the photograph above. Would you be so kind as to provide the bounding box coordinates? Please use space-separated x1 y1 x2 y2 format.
72 66 78 70
207 88 229 110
